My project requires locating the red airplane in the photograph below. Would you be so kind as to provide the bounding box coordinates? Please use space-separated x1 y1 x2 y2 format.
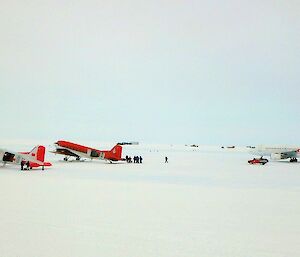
1 145 52 170
52 140 124 163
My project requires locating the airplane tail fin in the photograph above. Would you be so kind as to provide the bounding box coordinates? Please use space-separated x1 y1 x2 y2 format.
109 144 123 160
29 145 46 162
28 145 52 167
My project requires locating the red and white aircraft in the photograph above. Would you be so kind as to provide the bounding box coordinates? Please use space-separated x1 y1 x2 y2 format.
0 145 52 170
51 140 124 163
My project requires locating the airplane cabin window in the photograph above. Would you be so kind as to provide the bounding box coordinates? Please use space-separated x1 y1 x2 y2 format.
90 150 100 158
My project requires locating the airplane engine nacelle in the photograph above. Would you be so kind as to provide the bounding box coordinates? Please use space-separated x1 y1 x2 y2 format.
271 153 285 160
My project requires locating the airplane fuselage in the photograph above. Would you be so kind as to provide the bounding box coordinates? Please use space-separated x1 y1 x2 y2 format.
253 146 299 155
53 140 123 162
250 145 300 161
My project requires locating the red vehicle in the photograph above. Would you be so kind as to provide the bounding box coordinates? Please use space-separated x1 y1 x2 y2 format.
248 157 269 165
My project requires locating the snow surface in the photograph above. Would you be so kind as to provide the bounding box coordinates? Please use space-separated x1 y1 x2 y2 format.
0 143 300 257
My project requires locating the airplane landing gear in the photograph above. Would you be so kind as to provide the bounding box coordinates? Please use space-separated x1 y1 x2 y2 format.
290 158 298 162
63 157 69 161
76 157 80 161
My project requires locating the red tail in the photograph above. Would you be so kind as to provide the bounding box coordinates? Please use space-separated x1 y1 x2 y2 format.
110 144 122 160
104 144 123 161
28 145 45 162
26 146 52 168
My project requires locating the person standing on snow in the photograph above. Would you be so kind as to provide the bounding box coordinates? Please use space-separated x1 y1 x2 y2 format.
20 160 24 170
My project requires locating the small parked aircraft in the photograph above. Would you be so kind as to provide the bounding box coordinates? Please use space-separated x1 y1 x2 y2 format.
0 145 52 170
51 140 124 163
249 146 300 163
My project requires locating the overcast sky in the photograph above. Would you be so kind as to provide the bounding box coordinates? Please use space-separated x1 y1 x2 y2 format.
0 0 299 145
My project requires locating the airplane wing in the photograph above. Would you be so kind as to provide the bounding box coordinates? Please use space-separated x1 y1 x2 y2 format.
49 148 80 158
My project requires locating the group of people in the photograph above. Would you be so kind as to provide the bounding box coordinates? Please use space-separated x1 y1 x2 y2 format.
125 155 143 163
125 156 168 163
20 160 31 170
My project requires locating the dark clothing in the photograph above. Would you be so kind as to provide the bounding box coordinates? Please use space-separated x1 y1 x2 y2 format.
21 161 24 170
165 157 168 163
139 156 143 163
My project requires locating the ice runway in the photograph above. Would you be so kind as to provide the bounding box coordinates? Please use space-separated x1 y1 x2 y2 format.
0 144 300 257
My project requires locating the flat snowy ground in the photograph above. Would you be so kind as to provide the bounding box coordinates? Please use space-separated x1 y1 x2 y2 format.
0 143 300 257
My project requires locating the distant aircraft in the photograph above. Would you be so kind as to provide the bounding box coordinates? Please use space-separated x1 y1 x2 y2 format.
249 146 300 162
51 140 124 163
0 145 52 170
